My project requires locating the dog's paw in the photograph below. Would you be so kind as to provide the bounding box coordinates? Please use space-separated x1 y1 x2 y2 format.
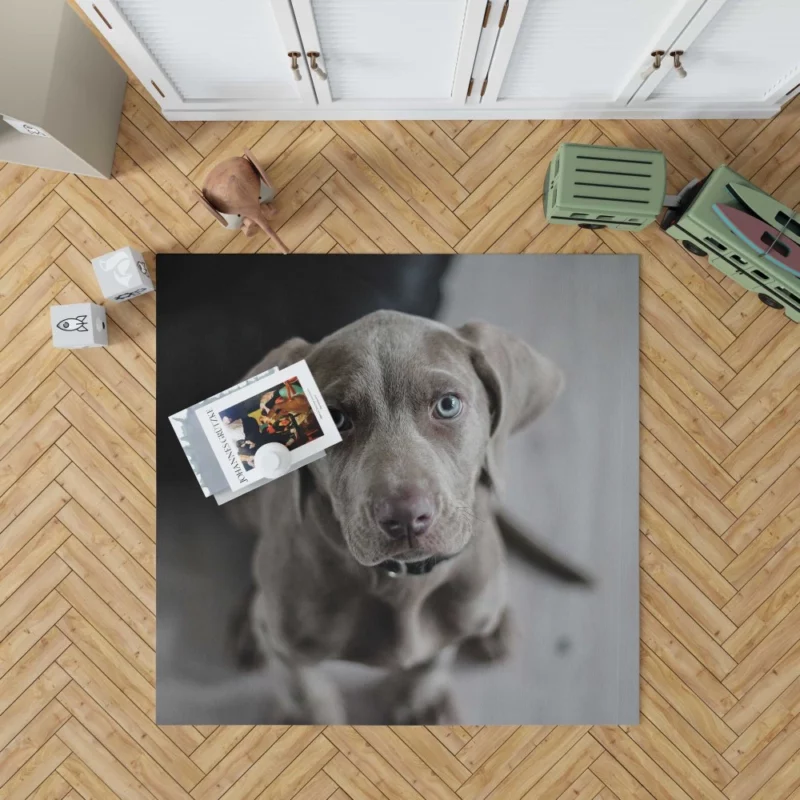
459 608 513 663
391 690 459 726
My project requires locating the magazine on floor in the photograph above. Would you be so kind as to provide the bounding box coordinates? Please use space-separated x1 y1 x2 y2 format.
169 360 341 504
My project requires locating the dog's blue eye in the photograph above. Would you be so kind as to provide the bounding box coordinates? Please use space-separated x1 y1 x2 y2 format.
434 394 462 419
329 408 352 431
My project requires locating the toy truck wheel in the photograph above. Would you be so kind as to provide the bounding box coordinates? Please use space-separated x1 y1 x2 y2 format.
758 293 785 310
578 223 606 230
682 240 707 257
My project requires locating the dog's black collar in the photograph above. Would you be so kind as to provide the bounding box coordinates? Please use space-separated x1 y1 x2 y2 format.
377 553 455 577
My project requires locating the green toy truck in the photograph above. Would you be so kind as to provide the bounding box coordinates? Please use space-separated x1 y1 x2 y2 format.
544 142 800 323
660 165 800 323
543 143 667 232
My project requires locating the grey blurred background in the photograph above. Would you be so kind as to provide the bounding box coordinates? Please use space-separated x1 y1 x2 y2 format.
156 254 640 725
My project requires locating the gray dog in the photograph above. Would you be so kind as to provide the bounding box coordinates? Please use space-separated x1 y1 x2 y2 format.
230 309 567 724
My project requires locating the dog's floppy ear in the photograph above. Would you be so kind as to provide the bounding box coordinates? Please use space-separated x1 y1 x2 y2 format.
245 336 314 517
458 321 563 493
243 336 311 380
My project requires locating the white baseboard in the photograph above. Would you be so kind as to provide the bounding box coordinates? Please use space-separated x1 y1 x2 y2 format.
163 104 779 122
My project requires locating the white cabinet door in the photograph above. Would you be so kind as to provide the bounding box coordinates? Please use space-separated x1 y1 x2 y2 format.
480 0 708 112
630 0 800 110
289 0 486 109
75 0 316 112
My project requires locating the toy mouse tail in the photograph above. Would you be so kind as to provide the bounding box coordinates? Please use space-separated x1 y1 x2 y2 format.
253 215 290 255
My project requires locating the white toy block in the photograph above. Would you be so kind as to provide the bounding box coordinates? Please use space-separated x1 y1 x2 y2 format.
92 246 154 302
51 303 107 349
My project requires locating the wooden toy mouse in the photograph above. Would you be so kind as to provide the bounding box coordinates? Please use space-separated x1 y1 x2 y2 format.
196 148 289 254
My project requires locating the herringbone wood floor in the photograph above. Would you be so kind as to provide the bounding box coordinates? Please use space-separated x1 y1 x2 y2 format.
2 66 800 800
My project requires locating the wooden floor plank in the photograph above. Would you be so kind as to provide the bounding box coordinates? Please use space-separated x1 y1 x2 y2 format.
363 120 469 210
666 119 735 171
56 392 154 504
0 517 72 608
589 751 655 800
723 641 800 733
453 121 537 192
0 554 70 643
324 131 459 250
56 718 161 800
55 175 148 255
640 355 736 463
436 120 470 138
0 229 68 318
723 543 800 641
56 646 203 790
457 727 552 800
187 122 237 158
641 535 736 644
122 85 202 177
111 148 202 249
55 572 155 684
77 171 185 256
729 565 800 658
116 116 200 212
640 501 736 609
607 231 736 355
470 122 601 253
400 121 469 175
0 591 70 681
262 122 335 191
634 226 735 318
56 536 154 647
188 726 289 800
0 163 36 206
454 121 506 156
640 680 737 789
722 348 800 444
55 427 155 539
0 695 71 788
2 733 71 799
641 572 737 682
231 120 301 176
454 119 577 230
321 173 415 253
491 729 598 800
630 120 712 182
0 170 65 244
56 501 154 611
55 464 153 573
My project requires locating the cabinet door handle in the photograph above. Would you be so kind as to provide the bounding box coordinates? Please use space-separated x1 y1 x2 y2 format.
288 52 302 81
307 52 328 81
670 50 687 79
641 51 665 81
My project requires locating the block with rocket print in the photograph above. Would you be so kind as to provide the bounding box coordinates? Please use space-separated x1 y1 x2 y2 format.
50 302 107 349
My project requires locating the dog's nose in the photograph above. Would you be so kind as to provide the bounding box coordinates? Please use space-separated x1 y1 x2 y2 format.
374 490 435 540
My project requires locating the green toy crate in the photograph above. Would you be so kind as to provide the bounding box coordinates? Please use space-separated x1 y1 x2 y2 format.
661 165 800 323
544 143 667 231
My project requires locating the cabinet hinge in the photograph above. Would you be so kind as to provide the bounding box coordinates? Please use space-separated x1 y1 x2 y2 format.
482 1 492 27
499 0 509 27
480 77 488 97
467 77 474 97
